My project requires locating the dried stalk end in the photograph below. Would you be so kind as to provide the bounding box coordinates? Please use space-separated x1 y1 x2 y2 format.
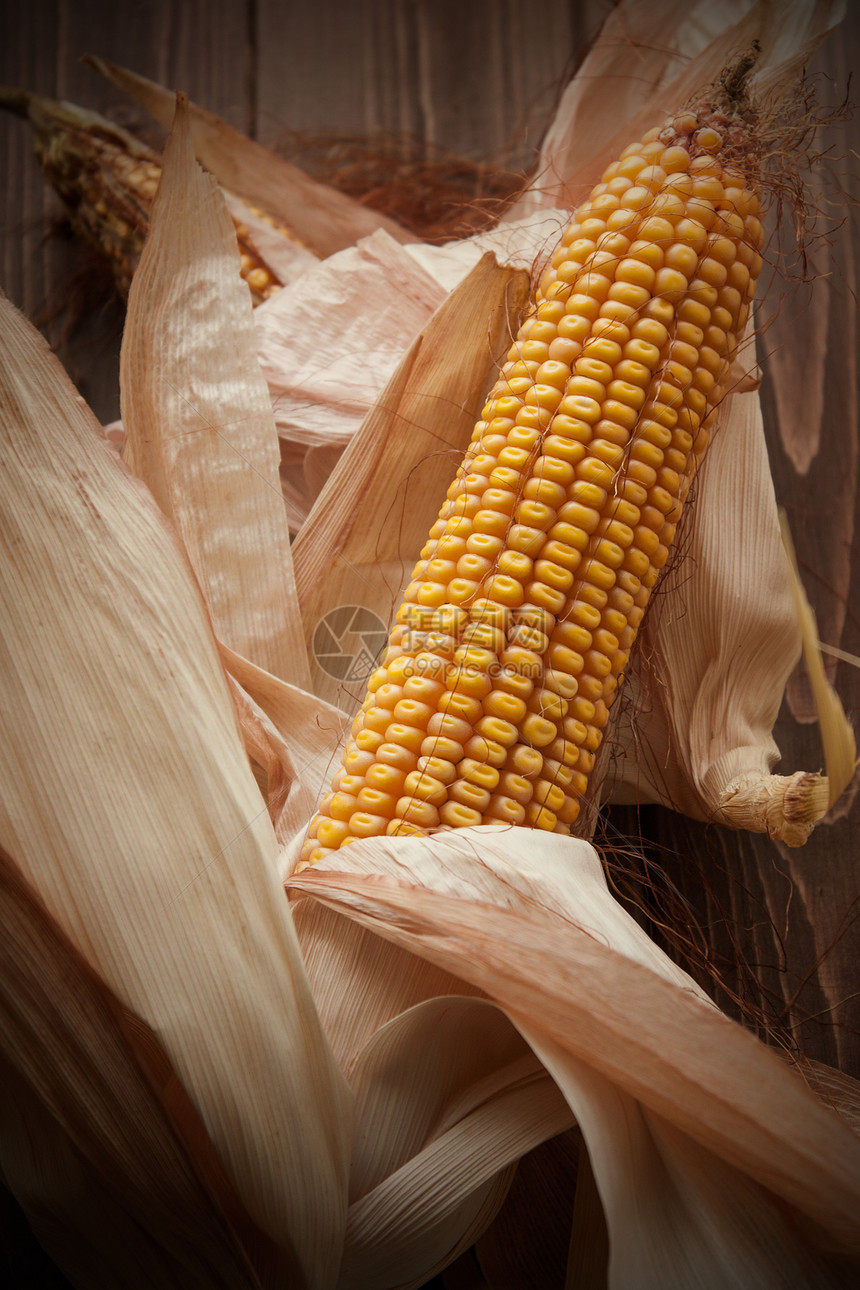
717 770 830 847
0 86 307 303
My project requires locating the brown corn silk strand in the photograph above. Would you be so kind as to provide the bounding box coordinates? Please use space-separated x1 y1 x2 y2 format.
302 99 765 865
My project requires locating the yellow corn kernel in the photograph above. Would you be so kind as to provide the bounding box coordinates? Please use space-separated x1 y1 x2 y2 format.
439 801 484 828
498 771 538 805
484 796 527 825
463 734 509 767
396 798 440 828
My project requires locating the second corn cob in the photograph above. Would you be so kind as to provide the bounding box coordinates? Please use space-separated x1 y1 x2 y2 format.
0 87 308 304
302 86 765 864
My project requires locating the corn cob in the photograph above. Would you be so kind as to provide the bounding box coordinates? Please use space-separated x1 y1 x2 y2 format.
302 95 765 865
0 87 304 304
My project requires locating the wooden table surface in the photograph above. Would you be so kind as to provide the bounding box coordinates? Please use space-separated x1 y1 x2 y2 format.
2 0 858 1089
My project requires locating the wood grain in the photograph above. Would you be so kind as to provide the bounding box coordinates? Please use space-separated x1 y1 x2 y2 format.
254 0 609 167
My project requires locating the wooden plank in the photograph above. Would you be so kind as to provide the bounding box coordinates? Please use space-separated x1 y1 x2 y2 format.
254 0 422 143
2 0 252 127
411 0 577 164
255 0 610 168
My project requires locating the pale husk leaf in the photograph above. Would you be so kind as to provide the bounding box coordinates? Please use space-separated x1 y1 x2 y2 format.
289 867 578 1288
347 998 542 1200
288 757 567 1288
340 997 573 1290
84 55 413 256
403 209 569 293
533 1039 856 1289
255 229 448 453
219 641 349 861
289 829 860 1281
0 847 274 1289
0 291 350 1286
292 896 478 1072
254 229 448 532
222 668 297 848
345 1170 513 1290
291 251 530 709
120 94 309 690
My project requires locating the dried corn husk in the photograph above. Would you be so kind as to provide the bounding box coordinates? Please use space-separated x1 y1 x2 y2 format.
0 287 350 1284
85 55 414 257
292 250 530 707
288 832 860 1286
606 337 856 842
254 232 446 456
120 95 309 690
254 229 448 529
0 847 278 1289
